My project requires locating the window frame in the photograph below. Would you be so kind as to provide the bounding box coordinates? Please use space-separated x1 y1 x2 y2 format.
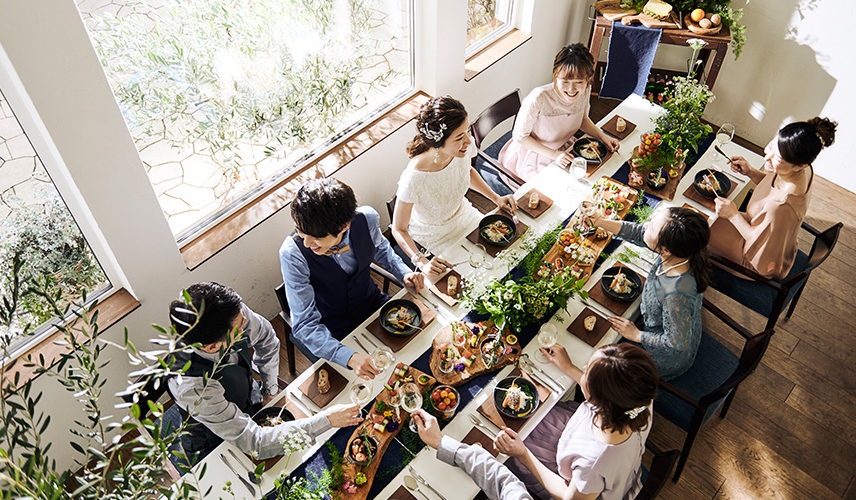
0 46 129 363
465 0 518 58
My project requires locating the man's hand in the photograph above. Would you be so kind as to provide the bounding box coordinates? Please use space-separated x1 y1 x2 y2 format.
607 316 642 342
494 427 527 458
324 403 363 428
413 409 443 449
347 352 379 379
403 272 426 291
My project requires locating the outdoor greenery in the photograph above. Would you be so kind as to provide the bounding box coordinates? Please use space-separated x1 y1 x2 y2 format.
467 0 502 44
0 194 108 343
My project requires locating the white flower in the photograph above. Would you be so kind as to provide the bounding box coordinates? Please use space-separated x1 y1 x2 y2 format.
278 427 313 455
687 38 708 50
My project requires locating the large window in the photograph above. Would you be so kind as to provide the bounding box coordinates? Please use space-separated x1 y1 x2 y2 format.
77 0 414 241
0 87 110 355
466 0 515 56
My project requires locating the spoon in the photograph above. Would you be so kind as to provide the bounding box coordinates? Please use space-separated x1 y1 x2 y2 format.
226 448 261 485
403 475 431 500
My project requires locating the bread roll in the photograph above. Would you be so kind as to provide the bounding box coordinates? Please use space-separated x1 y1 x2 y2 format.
616 117 626 133
447 275 458 295
528 191 540 209
317 369 331 394
583 315 597 332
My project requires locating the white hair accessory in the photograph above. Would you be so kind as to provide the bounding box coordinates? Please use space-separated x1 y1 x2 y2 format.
816 131 826 147
419 122 447 143
624 405 647 419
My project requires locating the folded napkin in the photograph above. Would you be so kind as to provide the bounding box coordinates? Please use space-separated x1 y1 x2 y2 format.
599 20 662 100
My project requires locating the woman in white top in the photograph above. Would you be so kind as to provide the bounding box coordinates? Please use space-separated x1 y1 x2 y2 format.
393 96 517 272
498 44 619 182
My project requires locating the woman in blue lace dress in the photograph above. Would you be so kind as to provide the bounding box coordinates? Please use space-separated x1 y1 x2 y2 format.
590 206 710 380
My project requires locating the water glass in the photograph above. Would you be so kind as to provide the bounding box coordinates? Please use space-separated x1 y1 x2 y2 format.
370 347 394 372
535 323 558 363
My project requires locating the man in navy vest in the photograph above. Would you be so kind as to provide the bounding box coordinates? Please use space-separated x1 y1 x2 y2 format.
279 179 426 378
167 282 361 463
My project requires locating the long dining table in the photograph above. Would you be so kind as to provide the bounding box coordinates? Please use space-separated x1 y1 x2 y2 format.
186 93 761 499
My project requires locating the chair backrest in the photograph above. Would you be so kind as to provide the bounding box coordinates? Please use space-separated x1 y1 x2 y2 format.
274 283 292 326
802 221 842 273
386 196 396 222
636 441 680 500
470 89 521 149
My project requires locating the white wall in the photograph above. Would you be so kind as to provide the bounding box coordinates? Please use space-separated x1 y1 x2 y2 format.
0 0 576 470
587 0 855 193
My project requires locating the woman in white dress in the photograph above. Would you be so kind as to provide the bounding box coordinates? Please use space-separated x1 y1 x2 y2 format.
392 96 517 273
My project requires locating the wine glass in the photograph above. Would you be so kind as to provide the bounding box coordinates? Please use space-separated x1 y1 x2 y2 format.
713 123 735 168
473 244 493 270
370 347 394 373
570 157 589 183
349 381 372 417
400 382 423 432
535 323 558 363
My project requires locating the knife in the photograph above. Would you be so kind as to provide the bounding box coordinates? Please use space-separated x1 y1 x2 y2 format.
520 355 562 394
290 391 317 415
520 363 559 395
220 453 257 496
353 335 371 353
361 332 381 350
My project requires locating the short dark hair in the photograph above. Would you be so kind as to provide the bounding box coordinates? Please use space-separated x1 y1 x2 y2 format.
777 116 836 165
586 343 659 434
552 43 595 82
659 207 711 292
290 178 357 237
169 282 243 346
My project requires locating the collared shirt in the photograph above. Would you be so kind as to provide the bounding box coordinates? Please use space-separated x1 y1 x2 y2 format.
166 304 331 459
437 436 532 500
279 206 411 367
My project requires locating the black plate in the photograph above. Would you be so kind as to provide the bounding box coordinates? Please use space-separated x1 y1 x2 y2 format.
493 376 540 419
693 169 732 199
646 169 668 191
572 138 609 165
478 213 516 247
253 406 295 427
600 265 643 303
379 299 422 336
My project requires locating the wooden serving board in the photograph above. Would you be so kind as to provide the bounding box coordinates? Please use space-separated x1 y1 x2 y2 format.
683 13 723 35
621 11 680 29
476 367 550 433
643 164 687 203
594 0 637 20
429 321 521 386
466 213 529 258
336 364 435 500
365 294 437 352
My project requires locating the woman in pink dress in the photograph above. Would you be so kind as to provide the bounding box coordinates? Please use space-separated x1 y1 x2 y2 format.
709 117 836 279
495 343 658 500
498 43 619 182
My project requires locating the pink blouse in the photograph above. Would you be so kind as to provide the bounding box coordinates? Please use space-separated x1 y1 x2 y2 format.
709 171 811 279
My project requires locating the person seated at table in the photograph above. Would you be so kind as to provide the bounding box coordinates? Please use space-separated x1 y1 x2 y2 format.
590 206 710 380
280 178 425 378
393 95 518 264
709 117 836 279
166 282 363 464
413 410 533 500
495 343 658 500
495 43 619 188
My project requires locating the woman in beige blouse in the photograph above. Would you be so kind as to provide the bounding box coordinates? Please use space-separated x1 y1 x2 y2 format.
709 117 836 279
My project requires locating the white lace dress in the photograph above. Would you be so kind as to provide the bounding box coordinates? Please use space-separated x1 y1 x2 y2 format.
396 155 482 255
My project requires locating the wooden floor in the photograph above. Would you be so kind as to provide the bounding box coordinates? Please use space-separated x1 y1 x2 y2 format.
273 96 856 499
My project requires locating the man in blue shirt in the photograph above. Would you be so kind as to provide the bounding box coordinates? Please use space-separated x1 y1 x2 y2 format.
279 179 425 378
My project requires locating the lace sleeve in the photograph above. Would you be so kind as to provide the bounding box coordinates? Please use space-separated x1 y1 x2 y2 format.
511 90 541 142
640 291 697 354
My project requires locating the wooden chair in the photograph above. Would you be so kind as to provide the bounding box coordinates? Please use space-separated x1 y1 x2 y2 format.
470 89 525 194
636 441 680 500
654 299 774 482
275 264 402 372
709 221 842 331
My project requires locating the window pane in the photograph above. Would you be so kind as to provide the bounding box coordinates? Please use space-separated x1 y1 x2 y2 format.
0 89 110 348
467 0 510 48
77 0 414 239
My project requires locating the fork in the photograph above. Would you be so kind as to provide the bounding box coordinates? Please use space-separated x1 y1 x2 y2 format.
408 466 448 500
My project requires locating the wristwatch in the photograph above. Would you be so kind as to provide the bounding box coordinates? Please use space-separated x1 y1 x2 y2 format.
263 384 280 397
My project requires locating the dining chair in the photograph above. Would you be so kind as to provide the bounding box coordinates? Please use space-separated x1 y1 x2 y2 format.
470 89 525 196
654 298 774 482
275 264 402 373
636 440 680 500
708 221 842 331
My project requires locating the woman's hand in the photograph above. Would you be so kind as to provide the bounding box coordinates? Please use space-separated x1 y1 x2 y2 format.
324 403 364 428
402 272 426 291
604 136 620 152
728 156 752 176
540 344 575 375
714 197 738 219
413 410 443 449
494 427 527 458
496 194 518 215
418 256 452 276
554 150 573 169
607 316 642 342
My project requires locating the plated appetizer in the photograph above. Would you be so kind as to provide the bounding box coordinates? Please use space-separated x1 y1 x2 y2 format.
493 376 540 419
379 299 422 335
479 214 516 246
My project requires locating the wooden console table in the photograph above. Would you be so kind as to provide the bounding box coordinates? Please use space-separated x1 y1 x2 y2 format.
587 13 731 90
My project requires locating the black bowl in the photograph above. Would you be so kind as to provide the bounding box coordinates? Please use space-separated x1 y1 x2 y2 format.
478 213 516 247
572 138 609 165
646 169 668 191
479 336 506 368
600 265 643 303
493 376 540 419
253 406 295 427
346 433 379 466
379 299 422 336
693 169 732 199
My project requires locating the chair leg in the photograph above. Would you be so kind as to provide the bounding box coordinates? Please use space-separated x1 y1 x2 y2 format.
673 422 702 482
785 282 808 319
285 330 296 376
720 388 738 419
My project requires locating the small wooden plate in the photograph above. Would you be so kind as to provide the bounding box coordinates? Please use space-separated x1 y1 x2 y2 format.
515 188 554 219
567 307 611 347
298 362 348 409
601 115 636 140
434 269 464 304
461 427 498 457
366 294 436 352
681 203 709 220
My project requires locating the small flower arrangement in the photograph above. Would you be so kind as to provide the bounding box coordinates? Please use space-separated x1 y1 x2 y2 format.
277 426 313 469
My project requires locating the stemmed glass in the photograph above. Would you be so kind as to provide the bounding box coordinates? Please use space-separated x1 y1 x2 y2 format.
570 157 589 183
535 323 558 363
349 381 372 418
400 382 423 432
473 244 493 270
370 347 394 373
713 123 735 168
